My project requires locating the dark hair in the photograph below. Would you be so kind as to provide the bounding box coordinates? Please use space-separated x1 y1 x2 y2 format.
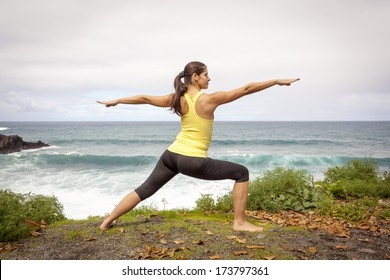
170 61 207 116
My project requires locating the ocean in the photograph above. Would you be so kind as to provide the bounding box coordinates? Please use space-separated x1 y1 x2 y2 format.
1 121 389 219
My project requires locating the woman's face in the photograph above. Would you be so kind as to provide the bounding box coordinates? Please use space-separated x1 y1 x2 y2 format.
194 68 210 89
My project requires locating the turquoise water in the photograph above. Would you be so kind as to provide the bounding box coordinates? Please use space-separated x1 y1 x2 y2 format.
1 121 389 218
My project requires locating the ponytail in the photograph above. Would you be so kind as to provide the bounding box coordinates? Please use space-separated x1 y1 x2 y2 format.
170 61 206 116
171 72 187 116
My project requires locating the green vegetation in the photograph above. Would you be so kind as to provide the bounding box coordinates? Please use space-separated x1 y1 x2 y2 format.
0 189 66 242
320 158 390 198
246 168 332 212
2 159 389 243
195 159 390 223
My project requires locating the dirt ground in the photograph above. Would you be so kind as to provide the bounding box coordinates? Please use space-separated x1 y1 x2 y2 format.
1 211 389 260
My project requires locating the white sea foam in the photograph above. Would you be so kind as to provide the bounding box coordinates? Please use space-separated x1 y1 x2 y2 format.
20 145 60 153
0 127 9 131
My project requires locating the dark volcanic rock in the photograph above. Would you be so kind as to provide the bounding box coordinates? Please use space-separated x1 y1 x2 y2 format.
0 134 49 154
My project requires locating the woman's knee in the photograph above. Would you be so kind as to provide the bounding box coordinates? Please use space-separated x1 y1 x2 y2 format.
235 165 249 182
134 184 153 201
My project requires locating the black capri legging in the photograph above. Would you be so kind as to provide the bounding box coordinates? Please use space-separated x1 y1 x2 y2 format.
134 149 249 201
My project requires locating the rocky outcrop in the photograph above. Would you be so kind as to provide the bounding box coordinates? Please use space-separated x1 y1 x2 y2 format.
0 134 49 154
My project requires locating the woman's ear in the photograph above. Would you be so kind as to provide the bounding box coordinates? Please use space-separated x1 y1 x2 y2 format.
192 73 199 83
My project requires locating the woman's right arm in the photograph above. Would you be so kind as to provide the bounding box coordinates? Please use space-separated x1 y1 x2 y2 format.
97 93 174 108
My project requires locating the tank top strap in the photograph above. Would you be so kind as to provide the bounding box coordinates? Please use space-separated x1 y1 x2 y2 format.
184 92 202 115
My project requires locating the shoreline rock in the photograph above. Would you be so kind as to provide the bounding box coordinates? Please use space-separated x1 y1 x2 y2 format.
0 134 49 154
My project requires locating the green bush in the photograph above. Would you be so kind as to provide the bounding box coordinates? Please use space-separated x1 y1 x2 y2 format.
378 174 390 198
195 194 215 211
215 192 234 212
23 193 66 224
0 190 27 242
322 159 390 198
0 189 66 242
195 192 233 212
247 167 331 212
324 158 379 183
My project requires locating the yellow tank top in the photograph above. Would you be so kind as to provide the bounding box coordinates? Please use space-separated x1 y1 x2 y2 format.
168 92 214 158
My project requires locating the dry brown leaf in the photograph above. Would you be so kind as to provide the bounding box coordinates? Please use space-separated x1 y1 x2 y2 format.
30 230 42 237
233 250 248 256
209 255 223 260
236 238 247 244
358 238 370 242
155 248 169 256
174 240 185 244
308 247 317 254
262 255 276 260
226 235 246 244
206 230 214 235
118 228 125 233
355 224 370 230
279 244 289 251
192 240 204 245
159 239 168 245
247 245 266 249
0 244 17 254
335 245 348 250
194 221 204 225
335 232 350 238
145 245 154 253
226 235 238 240
84 237 98 242
168 247 187 258
26 220 42 227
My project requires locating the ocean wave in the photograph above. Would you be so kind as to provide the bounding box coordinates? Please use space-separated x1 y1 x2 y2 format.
35 154 159 167
213 139 341 146
51 138 342 147
52 138 171 146
2 152 389 174
1 153 159 168
0 127 9 131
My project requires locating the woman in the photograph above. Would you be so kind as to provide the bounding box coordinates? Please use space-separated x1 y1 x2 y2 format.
97 61 299 232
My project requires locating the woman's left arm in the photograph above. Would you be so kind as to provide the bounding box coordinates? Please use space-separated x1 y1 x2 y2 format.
208 78 299 107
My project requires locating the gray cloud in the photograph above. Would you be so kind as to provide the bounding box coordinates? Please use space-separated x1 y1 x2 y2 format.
0 0 389 121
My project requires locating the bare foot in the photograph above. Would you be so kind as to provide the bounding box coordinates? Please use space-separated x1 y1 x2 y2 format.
233 220 264 232
100 219 116 231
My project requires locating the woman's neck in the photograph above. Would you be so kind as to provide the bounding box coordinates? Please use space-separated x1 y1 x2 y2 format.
187 84 201 95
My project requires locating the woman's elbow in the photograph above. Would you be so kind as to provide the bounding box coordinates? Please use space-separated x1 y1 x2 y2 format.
242 84 254 95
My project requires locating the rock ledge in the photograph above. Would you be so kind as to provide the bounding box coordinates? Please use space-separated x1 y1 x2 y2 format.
0 134 49 154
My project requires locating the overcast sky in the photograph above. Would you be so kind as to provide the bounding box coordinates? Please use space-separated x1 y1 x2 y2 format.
0 0 389 121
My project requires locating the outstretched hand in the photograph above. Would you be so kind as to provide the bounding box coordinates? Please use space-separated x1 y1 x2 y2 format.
96 100 118 107
277 78 300 86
